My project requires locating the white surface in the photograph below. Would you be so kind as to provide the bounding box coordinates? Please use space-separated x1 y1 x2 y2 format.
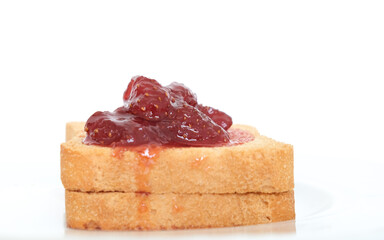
0 0 384 239
1 159 384 239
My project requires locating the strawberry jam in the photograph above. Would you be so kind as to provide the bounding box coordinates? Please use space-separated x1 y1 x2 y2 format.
83 76 244 147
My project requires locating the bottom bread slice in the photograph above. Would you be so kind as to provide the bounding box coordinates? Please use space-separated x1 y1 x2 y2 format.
66 190 295 230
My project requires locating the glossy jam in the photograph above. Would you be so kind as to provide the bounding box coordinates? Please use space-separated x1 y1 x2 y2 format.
83 76 234 147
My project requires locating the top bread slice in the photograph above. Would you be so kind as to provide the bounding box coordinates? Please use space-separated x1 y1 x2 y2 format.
61 122 294 194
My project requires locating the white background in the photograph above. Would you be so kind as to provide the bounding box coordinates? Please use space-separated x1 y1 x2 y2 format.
0 1 383 239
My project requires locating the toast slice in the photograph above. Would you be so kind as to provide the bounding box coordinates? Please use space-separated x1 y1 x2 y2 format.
66 190 295 230
61 123 294 194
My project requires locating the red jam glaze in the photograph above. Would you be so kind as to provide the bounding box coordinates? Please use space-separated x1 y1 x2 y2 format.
83 76 243 147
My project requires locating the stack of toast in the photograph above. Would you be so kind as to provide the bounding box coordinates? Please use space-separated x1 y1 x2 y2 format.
61 122 295 230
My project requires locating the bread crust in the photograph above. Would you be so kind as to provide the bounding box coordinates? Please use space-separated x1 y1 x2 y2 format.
61 123 294 194
66 190 295 230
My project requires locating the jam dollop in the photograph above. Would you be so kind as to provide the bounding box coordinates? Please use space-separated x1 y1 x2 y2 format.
83 76 234 147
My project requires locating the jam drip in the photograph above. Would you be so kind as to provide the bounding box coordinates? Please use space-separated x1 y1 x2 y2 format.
112 146 161 229
84 76 234 147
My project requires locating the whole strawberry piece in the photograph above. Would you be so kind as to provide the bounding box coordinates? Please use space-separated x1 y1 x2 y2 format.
197 104 232 130
167 82 197 106
160 104 230 146
123 76 171 121
84 109 169 146
84 111 125 145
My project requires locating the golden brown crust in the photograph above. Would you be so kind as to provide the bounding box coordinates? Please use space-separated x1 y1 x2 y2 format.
66 190 295 230
61 123 294 194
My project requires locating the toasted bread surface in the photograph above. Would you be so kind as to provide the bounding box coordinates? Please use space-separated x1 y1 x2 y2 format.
66 190 295 230
61 123 294 194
